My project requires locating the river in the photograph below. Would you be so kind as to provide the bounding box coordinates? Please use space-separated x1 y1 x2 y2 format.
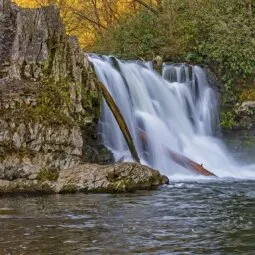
0 178 254 255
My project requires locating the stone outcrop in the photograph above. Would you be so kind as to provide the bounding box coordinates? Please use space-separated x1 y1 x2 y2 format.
57 162 169 193
233 101 255 131
0 162 169 194
0 0 113 184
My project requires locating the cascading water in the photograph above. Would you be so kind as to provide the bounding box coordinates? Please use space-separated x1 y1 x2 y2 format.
89 55 255 179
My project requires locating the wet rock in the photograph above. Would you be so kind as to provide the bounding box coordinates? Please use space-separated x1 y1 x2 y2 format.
0 163 169 194
0 179 56 194
153 55 163 72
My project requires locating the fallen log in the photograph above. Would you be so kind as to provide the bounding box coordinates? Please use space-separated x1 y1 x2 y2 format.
95 80 140 163
164 147 216 177
138 129 216 176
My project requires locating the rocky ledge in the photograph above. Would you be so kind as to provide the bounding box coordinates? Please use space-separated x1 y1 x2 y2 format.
0 162 169 194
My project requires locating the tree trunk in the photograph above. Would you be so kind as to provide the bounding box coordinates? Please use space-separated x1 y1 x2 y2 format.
95 80 140 163
91 0 103 35
246 0 252 16
167 0 173 40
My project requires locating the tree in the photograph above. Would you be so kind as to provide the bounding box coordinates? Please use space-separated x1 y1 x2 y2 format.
14 0 160 48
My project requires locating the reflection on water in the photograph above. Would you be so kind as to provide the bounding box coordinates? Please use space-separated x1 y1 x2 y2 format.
0 181 254 255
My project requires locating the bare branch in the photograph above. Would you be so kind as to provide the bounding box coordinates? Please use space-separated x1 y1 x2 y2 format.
69 7 108 30
133 0 158 15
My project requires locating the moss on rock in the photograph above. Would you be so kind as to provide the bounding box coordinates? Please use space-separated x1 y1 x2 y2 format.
37 169 59 182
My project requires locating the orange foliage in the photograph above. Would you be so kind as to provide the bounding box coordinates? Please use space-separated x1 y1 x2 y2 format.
13 0 157 49
13 0 39 8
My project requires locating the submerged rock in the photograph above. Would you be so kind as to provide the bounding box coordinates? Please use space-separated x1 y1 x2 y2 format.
0 163 169 194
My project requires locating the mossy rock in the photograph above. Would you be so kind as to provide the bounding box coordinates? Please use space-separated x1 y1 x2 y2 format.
37 169 59 182
59 184 79 194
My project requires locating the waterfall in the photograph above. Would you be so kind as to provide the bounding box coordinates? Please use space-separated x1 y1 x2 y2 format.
89 55 255 179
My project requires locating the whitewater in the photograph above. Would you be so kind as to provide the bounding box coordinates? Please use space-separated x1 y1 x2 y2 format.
89 55 255 180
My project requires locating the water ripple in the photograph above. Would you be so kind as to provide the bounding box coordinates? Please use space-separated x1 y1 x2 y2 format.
0 181 254 254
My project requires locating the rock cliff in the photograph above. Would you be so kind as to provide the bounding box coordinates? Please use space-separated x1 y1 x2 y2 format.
0 0 113 183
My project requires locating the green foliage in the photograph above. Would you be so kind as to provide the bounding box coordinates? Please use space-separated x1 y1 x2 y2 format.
94 0 255 83
93 10 169 59
196 8 255 78
220 111 236 129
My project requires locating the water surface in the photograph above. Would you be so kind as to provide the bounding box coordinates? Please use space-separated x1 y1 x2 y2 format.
1 180 254 255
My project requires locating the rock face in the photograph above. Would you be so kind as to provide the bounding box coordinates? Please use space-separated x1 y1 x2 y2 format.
0 163 169 194
234 101 255 131
0 0 113 184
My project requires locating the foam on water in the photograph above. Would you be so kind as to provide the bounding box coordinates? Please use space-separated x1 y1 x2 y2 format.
89 55 255 180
